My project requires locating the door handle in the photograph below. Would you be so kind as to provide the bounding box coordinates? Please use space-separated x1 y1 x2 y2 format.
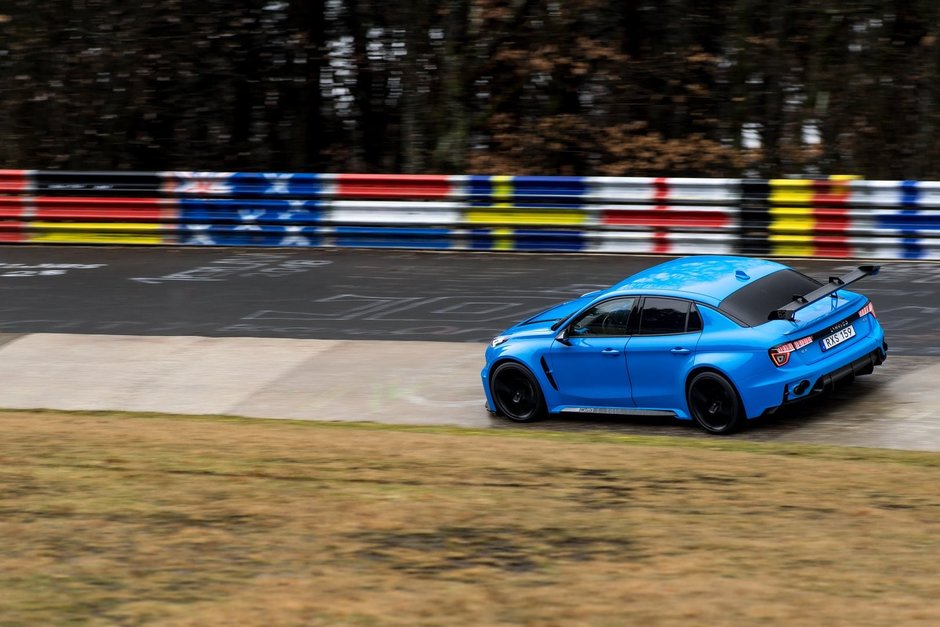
670 347 691 355
601 348 621 355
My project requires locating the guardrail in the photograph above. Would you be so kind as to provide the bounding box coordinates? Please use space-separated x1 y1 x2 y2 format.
0 170 937 259
745 177 940 260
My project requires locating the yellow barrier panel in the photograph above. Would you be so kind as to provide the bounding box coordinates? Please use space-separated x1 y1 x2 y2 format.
491 175 513 201
770 179 814 256
769 178 813 205
30 222 165 245
769 233 815 258
466 206 587 226
491 227 514 251
768 206 815 233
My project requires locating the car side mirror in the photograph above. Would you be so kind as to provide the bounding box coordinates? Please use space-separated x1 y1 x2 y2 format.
555 326 572 346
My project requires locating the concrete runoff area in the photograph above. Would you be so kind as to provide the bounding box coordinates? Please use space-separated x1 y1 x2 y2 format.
0 333 938 451
0 334 491 427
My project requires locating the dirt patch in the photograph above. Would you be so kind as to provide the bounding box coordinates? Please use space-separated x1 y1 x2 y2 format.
2 410 940 625
353 525 638 575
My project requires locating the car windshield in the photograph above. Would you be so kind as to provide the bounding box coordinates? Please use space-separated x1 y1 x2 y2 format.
719 269 821 326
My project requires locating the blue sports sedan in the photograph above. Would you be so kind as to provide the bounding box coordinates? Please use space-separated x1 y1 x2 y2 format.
481 256 887 434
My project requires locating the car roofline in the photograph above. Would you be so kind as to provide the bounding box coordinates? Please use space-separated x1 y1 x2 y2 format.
609 255 789 302
603 287 722 308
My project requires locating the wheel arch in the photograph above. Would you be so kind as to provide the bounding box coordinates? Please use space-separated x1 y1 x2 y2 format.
685 364 746 413
488 358 548 422
487 356 536 385
685 366 747 434
487 356 551 400
685 364 738 389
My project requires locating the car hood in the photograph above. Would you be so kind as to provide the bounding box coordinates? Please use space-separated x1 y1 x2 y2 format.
507 295 595 335
500 325 559 342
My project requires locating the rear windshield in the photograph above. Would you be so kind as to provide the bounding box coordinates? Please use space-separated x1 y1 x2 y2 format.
719 269 821 327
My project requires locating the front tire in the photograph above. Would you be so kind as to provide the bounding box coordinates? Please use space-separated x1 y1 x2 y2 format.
491 362 546 422
687 371 744 435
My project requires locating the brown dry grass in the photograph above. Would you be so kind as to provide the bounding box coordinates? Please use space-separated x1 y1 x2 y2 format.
2 410 940 626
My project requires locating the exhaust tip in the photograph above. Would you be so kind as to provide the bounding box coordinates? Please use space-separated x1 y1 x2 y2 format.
793 380 810 395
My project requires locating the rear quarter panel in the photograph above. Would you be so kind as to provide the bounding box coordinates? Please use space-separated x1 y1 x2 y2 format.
693 306 781 418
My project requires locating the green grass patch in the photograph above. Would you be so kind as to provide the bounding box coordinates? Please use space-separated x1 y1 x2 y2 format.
2 409 940 625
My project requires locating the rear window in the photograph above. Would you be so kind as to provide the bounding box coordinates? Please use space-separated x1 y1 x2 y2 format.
719 269 821 327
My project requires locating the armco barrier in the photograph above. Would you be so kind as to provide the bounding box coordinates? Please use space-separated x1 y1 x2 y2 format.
0 170 937 259
766 177 940 259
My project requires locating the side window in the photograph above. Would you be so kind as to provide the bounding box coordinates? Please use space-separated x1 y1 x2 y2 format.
571 298 635 337
638 298 701 335
688 303 703 332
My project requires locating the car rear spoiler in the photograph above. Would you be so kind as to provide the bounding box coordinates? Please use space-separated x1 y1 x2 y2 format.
769 265 880 322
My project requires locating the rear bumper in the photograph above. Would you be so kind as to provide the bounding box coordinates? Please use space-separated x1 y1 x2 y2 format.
801 342 887 398
745 319 886 418
761 341 887 416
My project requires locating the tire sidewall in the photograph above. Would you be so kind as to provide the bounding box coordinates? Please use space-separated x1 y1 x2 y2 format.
687 371 744 435
491 362 546 422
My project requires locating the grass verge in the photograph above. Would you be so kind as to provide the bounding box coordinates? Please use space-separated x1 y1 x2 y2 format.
2 409 939 625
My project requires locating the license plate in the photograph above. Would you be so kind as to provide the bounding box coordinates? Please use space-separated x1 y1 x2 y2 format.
821 325 856 351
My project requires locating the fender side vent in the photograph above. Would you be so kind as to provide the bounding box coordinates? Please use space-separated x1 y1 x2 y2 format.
540 356 558 390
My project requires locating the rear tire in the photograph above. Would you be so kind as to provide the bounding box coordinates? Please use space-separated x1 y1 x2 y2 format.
687 371 744 435
491 362 547 422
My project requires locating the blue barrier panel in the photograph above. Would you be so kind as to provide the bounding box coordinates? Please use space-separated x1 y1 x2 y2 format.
901 180 919 207
168 172 325 197
513 229 586 251
467 176 587 202
512 176 587 197
334 226 453 249
180 224 321 246
876 214 940 231
179 199 322 224
228 172 324 196
899 180 923 259
467 228 586 251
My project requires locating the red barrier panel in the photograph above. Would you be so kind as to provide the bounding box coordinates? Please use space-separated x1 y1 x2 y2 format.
811 208 852 233
0 221 27 242
0 170 31 193
809 179 854 207
810 235 853 258
601 207 731 229
21 197 176 222
0 198 28 219
336 174 454 199
811 181 853 240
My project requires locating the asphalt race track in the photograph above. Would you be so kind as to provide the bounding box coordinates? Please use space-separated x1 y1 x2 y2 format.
1 246 938 451
0 246 937 355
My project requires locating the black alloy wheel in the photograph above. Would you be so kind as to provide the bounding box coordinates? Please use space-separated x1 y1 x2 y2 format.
491 362 547 422
687 371 744 435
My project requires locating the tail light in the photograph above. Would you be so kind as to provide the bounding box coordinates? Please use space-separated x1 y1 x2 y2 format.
858 302 876 318
769 335 813 367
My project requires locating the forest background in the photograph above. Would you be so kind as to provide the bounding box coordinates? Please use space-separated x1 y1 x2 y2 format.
2 0 938 179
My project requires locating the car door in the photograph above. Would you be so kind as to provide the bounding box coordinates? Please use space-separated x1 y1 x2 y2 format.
625 297 703 410
547 297 636 408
